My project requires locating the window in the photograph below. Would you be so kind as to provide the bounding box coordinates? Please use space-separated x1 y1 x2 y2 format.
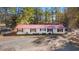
65 28 67 31
40 28 46 31
57 29 63 32
30 29 36 32
47 29 53 32
17 28 23 32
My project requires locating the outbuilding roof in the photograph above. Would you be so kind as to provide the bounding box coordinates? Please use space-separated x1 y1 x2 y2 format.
15 24 64 29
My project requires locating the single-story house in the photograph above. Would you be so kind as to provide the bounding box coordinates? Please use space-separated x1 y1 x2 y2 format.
15 24 66 34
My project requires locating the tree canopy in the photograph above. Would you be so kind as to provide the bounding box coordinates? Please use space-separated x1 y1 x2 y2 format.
1 7 79 29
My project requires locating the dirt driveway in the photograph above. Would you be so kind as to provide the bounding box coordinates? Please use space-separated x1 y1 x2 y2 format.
0 35 50 51
0 35 68 51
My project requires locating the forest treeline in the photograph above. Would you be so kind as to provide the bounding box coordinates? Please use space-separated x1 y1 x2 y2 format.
0 7 79 29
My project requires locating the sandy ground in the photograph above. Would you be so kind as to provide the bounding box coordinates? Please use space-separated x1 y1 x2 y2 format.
0 36 38 51
0 29 79 51
0 35 68 51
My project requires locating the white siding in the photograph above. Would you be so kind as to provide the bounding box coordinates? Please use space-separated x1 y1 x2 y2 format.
23 29 30 34
39 28 47 34
16 28 66 34
46 28 53 34
17 32 26 34
53 28 66 34
36 29 40 33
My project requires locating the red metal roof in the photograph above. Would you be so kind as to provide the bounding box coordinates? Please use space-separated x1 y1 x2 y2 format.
15 24 64 29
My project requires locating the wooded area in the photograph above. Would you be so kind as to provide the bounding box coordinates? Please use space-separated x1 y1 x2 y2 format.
0 7 79 29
